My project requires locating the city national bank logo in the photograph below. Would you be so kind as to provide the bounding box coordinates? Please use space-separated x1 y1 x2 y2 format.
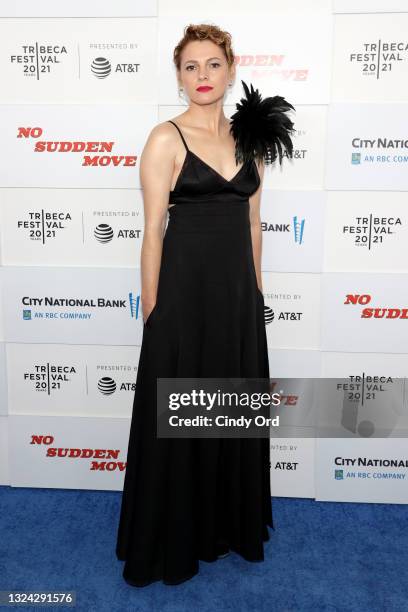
342 214 401 250
350 138 408 166
344 293 408 320
21 293 139 321
293 216 305 244
349 41 408 79
30 434 127 472
16 126 137 168
334 456 407 482
262 215 305 245
129 293 144 321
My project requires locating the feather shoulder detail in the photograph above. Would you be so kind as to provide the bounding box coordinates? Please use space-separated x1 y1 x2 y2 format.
229 80 295 166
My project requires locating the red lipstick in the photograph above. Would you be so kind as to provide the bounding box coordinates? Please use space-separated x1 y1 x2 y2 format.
196 86 213 92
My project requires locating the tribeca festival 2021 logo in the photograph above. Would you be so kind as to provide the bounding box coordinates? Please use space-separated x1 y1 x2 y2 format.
21 360 137 396
341 214 402 250
24 362 77 395
10 43 69 79
336 373 396 438
349 39 408 79
16 210 142 245
9 40 141 80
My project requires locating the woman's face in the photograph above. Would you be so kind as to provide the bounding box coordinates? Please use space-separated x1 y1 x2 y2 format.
178 39 234 103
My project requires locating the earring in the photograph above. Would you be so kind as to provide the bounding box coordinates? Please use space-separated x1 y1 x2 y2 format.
178 86 187 103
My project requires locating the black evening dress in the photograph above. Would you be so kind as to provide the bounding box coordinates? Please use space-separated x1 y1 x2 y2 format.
116 98 284 586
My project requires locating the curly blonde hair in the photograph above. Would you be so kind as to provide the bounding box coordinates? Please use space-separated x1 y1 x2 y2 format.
173 23 235 71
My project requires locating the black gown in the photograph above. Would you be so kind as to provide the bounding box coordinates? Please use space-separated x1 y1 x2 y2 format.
116 119 273 587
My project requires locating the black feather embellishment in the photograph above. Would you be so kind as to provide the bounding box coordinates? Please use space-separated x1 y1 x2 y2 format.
229 80 295 166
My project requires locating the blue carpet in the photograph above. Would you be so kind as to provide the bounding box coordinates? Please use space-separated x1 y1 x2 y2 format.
0 485 407 612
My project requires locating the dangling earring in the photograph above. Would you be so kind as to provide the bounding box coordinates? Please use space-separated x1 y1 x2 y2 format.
178 86 188 104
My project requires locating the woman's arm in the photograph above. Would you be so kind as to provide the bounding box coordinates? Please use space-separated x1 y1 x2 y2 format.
139 123 176 322
248 159 265 293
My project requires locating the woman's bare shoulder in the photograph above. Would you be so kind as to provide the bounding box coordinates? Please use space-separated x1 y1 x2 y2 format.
141 117 189 173
144 120 176 149
145 115 187 148
140 119 187 177
140 123 178 174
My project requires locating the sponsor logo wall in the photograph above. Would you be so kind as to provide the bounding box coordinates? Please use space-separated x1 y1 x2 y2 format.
0 3 407 505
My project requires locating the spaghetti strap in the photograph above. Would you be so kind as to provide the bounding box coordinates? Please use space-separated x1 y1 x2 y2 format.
168 120 189 152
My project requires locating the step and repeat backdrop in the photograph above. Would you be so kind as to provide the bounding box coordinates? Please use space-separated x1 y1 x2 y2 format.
0 0 407 504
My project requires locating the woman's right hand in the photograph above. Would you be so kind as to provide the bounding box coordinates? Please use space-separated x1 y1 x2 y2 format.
142 299 156 324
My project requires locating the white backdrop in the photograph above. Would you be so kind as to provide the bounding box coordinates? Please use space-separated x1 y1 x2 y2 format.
0 0 407 505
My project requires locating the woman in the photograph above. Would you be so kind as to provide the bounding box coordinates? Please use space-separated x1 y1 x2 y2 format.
116 23 294 587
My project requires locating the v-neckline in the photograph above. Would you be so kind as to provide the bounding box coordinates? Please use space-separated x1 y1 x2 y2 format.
188 150 248 185
170 150 257 194
168 120 249 192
